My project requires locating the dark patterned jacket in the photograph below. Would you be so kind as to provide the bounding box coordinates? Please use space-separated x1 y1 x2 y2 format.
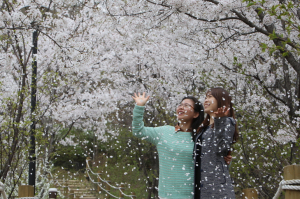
193 117 236 199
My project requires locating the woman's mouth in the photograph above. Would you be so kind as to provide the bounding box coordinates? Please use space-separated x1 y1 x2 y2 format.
204 103 210 108
177 110 187 115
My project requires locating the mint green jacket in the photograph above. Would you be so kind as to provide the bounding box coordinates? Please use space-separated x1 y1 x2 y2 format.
132 105 194 199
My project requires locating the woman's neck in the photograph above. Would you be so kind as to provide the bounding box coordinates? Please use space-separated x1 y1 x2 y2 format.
209 115 215 125
178 120 193 132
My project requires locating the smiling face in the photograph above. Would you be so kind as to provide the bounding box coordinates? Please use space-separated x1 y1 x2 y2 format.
176 99 199 122
204 92 218 116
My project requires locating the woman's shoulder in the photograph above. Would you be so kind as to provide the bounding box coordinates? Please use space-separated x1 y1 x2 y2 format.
155 125 175 131
227 117 236 125
215 116 236 125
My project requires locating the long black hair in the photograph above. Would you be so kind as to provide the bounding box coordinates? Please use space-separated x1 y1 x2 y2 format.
180 96 204 141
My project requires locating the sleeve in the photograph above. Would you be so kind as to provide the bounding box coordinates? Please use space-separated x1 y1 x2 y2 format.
213 117 236 157
132 105 161 145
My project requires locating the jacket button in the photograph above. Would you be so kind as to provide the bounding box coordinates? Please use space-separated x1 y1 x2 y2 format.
200 184 204 187
201 169 203 172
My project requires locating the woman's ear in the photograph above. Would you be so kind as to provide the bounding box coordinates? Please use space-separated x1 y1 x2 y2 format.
194 112 199 118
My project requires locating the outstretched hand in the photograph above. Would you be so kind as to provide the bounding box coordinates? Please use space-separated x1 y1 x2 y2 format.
214 107 230 118
132 92 150 106
224 151 232 165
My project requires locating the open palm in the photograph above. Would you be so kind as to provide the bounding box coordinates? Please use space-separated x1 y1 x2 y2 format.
214 107 230 118
132 92 150 106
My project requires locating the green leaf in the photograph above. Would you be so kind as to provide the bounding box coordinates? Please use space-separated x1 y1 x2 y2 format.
260 43 268 52
269 31 277 40
260 0 266 6
287 1 294 9
282 51 289 57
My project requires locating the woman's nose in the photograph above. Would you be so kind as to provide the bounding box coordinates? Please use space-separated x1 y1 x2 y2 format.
177 106 183 110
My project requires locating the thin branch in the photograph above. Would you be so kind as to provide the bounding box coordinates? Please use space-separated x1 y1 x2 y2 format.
204 0 219 5
0 27 26 30
220 63 287 105
210 32 240 50
60 120 76 140
145 0 171 8
37 29 63 49
105 0 151 17
10 35 23 66
184 12 239 22
155 10 174 24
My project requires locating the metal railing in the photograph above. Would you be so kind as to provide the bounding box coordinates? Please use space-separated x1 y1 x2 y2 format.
86 158 136 199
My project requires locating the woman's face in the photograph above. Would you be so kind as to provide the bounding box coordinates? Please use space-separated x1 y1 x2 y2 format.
176 99 199 122
204 92 218 115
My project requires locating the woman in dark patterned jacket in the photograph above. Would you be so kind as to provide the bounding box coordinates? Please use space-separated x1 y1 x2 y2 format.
193 87 239 199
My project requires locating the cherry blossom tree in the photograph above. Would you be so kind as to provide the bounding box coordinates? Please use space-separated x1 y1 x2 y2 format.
1 0 300 198
0 0 136 196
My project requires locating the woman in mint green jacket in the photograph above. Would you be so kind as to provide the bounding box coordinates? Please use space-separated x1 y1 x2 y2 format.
132 92 204 198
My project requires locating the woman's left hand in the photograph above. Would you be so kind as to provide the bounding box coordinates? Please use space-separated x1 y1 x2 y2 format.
224 151 232 165
214 107 230 118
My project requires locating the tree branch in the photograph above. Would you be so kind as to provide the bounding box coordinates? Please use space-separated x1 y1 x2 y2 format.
184 11 239 22
145 0 171 8
220 63 287 105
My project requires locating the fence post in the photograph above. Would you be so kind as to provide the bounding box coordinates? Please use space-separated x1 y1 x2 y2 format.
105 178 111 199
97 174 101 192
69 189 74 199
49 188 57 199
18 185 34 197
284 164 300 199
119 184 124 199
242 188 258 199
86 157 90 181
131 191 136 199
64 180 68 198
